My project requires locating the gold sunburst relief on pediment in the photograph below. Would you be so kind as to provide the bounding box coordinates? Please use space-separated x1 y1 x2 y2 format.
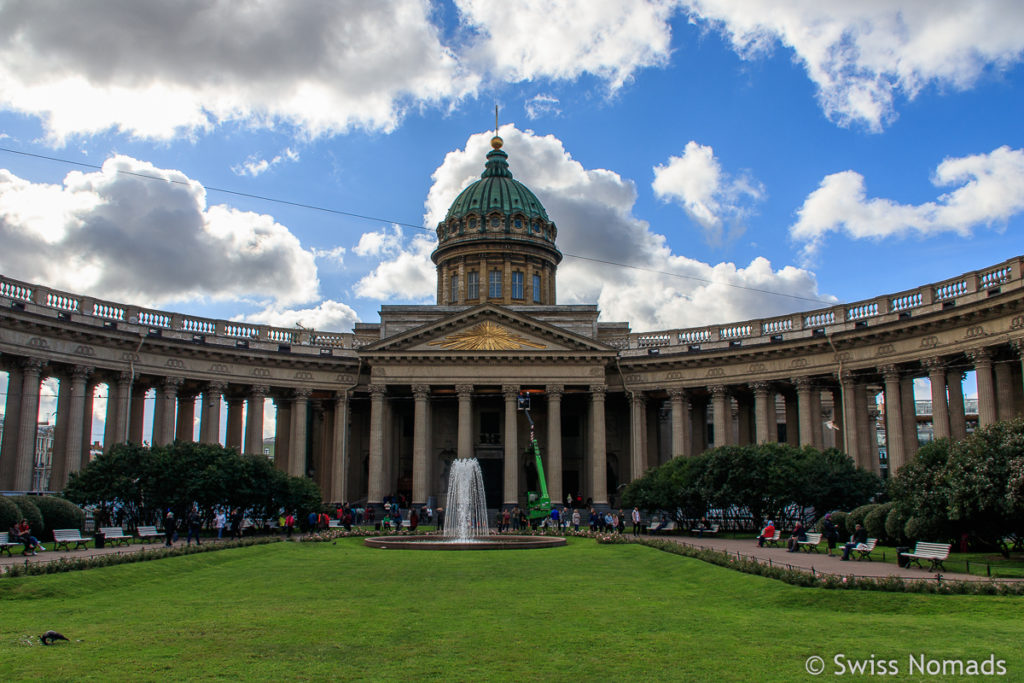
428 321 547 351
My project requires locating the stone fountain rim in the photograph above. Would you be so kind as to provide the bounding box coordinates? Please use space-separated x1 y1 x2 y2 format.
363 534 567 550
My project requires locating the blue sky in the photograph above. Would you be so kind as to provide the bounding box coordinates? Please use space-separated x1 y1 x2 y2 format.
2 1 1023 436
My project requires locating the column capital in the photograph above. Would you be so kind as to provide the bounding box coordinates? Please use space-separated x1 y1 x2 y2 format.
879 364 902 381
502 384 519 400
19 356 45 373
629 390 646 405
334 389 349 404
709 384 728 398
589 384 606 398
117 370 133 384
161 376 184 393
1009 337 1024 356
206 380 228 394
250 384 270 397
368 383 387 398
412 384 431 399
667 387 688 400
792 376 815 392
545 384 564 399
71 365 94 381
966 346 992 365
749 381 771 395
921 357 947 373
293 387 313 401
455 384 474 397
837 369 857 385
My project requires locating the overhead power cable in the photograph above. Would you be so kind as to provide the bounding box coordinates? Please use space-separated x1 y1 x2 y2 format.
0 145 834 305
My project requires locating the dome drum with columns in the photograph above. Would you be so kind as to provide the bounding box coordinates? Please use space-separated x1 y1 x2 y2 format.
1 136 1023 516
432 135 561 307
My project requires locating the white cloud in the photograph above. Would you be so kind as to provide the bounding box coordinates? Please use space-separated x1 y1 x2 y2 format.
237 300 359 334
683 1 1024 131
423 125 828 330
0 1 474 142
232 148 300 177
524 94 561 120
790 145 1024 262
313 245 346 267
457 0 678 91
352 226 436 301
652 141 763 244
0 155 319 308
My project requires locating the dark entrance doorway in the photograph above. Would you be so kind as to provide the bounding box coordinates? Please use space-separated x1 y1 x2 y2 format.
476 456 503 509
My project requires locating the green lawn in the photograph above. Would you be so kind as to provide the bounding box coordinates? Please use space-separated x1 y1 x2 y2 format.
1 538 1021 681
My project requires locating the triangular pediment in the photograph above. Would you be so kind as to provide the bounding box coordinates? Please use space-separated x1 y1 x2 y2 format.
360 304 615 355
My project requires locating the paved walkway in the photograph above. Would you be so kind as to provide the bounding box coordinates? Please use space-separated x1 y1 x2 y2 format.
0 535 254 570
650 534 1010 582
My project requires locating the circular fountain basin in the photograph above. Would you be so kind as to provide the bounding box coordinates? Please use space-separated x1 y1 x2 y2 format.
363 534 566 550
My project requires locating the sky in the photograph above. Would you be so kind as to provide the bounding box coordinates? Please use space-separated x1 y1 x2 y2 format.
2 0 1023 439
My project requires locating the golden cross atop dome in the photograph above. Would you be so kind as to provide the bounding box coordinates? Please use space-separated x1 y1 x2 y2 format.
491 105 503 149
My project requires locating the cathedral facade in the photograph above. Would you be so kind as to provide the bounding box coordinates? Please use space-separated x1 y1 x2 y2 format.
1 136 1023 510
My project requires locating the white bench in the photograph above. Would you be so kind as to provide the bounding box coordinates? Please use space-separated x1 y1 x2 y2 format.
761 529 782 547
0 531 23 556
53 529 90 551
900 542 951 571
98 526 132 546
798 532 823 552
136 525 163 543
691 524 719 537
852 538 877 561
648 521 676 534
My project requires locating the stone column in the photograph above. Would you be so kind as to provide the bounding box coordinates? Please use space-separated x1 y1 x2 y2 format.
854 384 875 472
589 385 607 506
50 374 71 490
411 385 430 507
922 358 950 440
629 392 646 481
290 388 311 478
456 384 474 459
900 375 918 459
710 385 730 447
153 377 182 446
245 385 268 455
968 347 998 427
113 371 132 447
331 391 350 503
273 395 291 473
13 358 44 491
784 391 799 445
367 384 386 504
881 365 907 473
794 377 817 448
994 357 1015 421
200 381 226 445
752 383 773 443
829 386 843 451
546 385 564 503
0 362 25 489
176 392 197 443
668 388 689 457
946 371 967 440
51 365 92 490
225 397 245 451
838 372 862 464
503 384 519 505
103 376 118 450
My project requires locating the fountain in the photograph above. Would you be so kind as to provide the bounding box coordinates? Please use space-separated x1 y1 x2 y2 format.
363 458 566 550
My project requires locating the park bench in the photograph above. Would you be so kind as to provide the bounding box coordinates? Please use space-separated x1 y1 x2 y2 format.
691 524 719 537
0 531 23 556
136 525 163 543
762 530 782 547
648 521 676 534
53 529 90 551
798 532 823 552
98 526 132 546
900 542 951 572
852 538 878 561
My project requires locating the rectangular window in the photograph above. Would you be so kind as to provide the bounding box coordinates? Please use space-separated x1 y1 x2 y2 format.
450 273 459 302
511 271 524 299
532 274 541 303
489 269 502 298
467 271 479 299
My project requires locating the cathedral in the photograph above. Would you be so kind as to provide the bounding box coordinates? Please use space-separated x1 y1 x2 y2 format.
1 134 1022 511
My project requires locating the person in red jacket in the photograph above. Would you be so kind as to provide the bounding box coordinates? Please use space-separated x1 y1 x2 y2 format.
757 520 776 547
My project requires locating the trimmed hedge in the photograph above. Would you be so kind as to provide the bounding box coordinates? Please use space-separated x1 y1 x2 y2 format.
846 503 878 531
864 502 895 543
33 495 86 535
0 495 21 532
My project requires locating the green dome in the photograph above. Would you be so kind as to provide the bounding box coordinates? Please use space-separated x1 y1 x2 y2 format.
444 147 550 222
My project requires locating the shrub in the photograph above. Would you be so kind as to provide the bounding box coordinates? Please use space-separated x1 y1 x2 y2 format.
32 496 86 535
829 511 849 541
846 503 878 531
864 502 894 542
11 496 44 537
0 495 21 532
885 505 910 545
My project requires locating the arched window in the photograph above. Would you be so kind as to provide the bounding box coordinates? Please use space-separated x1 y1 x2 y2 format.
511 272 524 299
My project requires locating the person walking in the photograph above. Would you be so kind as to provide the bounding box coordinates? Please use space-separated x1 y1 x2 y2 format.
229 508 242 539
214 509 226 540
631 507 641 536
186 506 202 546
164 509 176 547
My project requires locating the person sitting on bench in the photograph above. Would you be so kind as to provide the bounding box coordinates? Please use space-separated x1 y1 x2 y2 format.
787 521 808 552
757 520 776 547
841 524 868 561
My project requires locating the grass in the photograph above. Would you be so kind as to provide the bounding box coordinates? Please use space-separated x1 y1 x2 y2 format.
1 538 1022 681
